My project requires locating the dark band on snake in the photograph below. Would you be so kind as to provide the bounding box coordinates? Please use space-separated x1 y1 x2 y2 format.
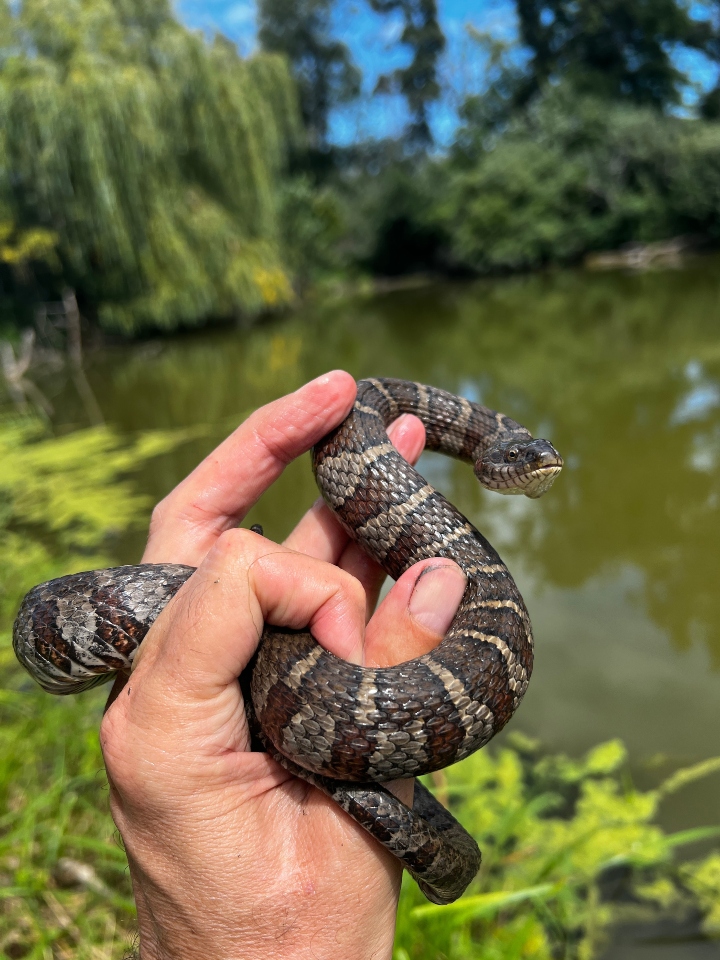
12 378 562 905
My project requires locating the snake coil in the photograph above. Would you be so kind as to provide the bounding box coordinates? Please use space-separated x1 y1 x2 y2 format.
13 378 562 904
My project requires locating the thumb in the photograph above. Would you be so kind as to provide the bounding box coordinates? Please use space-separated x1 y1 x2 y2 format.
363 560 467 668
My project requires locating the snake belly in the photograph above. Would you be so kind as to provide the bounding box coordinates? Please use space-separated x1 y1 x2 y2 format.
13 378 551 906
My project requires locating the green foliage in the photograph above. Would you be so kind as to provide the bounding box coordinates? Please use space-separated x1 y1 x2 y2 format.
683 854 720 934
0 220 60 326
355 160 447 275
437 86 720 272
0 0 300 334
272 145 449 285
394 736 720 959
0 223 59 275
278 174 348 287
315 144 448 277
0 414 185 956
516 0 712 110
258 0 360 149
453 31 533 145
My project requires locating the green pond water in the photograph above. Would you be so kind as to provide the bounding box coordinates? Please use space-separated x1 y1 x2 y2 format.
45 257 720 832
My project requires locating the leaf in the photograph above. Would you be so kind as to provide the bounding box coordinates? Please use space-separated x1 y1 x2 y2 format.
412 883 562 922
583 740 627 776
662 826 720 849
658 757 720 799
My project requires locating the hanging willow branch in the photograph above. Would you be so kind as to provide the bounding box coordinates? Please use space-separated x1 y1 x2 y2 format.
0 0 302 333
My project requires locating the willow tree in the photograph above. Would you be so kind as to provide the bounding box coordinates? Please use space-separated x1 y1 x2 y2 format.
0 0 300 333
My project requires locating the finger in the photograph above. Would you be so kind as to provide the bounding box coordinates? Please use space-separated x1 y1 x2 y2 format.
284 414 427 614
143 371 357 566
388 412 427 464
132 530 369 705
364 560 467 668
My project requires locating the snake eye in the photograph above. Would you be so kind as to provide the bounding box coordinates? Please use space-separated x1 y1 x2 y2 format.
506 447 520 463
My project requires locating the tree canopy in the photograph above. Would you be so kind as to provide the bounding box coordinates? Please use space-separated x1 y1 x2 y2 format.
4 0 720 333
515 0 712 109
440 85 720 273
0 0 300 333
258 0 360 149
370 0 446 144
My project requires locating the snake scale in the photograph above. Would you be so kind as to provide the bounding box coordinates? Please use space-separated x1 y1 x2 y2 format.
13 378 562 905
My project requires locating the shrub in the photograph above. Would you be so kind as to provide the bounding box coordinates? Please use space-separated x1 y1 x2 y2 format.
436 87 720 272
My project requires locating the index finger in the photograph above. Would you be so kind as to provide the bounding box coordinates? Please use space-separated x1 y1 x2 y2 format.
143 371 356 566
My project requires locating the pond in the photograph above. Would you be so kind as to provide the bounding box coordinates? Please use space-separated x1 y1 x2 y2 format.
45 256 720 834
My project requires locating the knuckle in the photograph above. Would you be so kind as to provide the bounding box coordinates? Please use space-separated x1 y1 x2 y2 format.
252 418 294 467
341 570 366 611
213 526 256 565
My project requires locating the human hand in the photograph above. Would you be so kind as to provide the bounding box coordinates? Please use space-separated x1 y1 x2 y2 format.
100 372 467 959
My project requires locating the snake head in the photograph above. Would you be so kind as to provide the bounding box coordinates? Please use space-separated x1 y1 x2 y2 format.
474 437 563 499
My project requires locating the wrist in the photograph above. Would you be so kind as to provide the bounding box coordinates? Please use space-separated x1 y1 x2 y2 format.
136 917 397 960
129 860 398 960
138 933 395 960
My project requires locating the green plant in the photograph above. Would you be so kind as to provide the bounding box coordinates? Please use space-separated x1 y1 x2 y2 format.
394 735 720 959
279 175 348 288
0 415 183 957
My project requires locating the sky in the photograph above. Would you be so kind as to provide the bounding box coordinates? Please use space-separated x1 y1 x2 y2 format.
174 0 718 145
174 0 524 143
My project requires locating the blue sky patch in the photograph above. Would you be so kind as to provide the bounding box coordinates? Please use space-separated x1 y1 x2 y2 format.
174 0 717 144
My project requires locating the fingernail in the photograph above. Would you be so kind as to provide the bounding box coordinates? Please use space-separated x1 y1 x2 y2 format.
409 564 467 636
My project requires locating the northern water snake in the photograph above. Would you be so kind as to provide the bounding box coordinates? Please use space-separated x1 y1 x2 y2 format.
13 378 563 904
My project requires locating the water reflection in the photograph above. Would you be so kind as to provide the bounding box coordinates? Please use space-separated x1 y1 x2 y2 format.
671 361 720 427
42 255 720 774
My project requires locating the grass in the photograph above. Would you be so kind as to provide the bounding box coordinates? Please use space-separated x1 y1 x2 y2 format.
0 675 136 958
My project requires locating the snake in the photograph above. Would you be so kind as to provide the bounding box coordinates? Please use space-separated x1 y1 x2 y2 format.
13 378 563 905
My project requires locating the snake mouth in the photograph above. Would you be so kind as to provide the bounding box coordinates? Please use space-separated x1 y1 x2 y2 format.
488 454 564 498
520 463 563 498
